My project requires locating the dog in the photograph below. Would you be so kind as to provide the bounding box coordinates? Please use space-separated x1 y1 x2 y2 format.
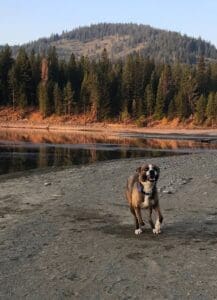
125 163 163 235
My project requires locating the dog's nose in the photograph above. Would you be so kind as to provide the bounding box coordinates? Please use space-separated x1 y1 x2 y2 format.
149 170 155 178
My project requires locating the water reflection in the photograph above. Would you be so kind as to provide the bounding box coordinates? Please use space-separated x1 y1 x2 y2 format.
0 129 216 175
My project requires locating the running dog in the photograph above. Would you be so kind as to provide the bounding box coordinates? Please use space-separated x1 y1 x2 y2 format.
125 163 163 235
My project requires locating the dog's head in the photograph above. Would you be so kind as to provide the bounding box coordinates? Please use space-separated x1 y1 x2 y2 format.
136 164 160 183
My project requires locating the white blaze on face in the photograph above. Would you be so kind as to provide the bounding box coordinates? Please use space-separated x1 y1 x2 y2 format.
146 164 154 177
146 164 157 178
149 164 153 170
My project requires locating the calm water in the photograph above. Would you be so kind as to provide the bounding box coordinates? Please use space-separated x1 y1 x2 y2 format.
0 129 217 175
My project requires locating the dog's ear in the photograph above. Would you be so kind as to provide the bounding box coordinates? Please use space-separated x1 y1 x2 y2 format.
136 166 141 173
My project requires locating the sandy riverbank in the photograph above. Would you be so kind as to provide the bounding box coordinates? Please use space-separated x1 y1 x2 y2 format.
0 122 217 136
0 153 217 299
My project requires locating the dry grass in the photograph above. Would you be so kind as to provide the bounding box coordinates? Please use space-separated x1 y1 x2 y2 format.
0 107 216 132
51 35 146 60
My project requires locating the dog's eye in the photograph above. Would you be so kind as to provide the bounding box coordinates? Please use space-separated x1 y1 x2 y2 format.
142 175 147 181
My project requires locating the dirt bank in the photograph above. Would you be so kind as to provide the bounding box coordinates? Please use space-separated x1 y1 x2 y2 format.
0 107 217 136
1 120 217 137
0 153 217 299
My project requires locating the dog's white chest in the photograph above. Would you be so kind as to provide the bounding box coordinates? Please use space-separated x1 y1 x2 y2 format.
141 195 150 208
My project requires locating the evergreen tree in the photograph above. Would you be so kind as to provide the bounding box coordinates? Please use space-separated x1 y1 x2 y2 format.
109 63 122 117
0 45 14 105
53 83 63 115
154 65 174 119
196 55 208 95
195 95 207 124
47 46 59 82
80 72 91 114
177 66 198 116
29 50 41 106
8 66 18 109
68 53 81 103
89 72 100 121
14 48 33 108
38 82 49 117
206 92 217 124
144 84 155 116
58 60 67 89
167 98 176 120
210 63 217 92
175 90 189 120
121 55 134 115
133 54 145 118
97 49 111 120
63 82 74 115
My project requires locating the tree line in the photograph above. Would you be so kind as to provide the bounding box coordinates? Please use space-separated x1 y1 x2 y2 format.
0 45 217 125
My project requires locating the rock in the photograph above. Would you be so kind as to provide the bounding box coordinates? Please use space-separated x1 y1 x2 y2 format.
163 190 173 194
44 182 51 186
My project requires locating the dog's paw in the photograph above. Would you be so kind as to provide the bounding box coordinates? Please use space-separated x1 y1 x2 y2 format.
153 228 161 235
135 228 143 235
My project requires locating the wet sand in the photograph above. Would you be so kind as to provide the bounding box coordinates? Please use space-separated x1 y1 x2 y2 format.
0 153 217 299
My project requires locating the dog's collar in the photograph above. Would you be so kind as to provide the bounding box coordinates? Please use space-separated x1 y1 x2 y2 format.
137 182 156 196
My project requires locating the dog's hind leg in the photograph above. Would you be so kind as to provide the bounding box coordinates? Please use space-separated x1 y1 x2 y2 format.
134 207 145 235
148 208 155 230
153 205 163 235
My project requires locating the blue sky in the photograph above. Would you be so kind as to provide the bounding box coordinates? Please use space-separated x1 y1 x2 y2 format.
1 0 217 47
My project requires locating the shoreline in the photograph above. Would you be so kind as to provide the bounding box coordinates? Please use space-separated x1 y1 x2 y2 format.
1 121 217 137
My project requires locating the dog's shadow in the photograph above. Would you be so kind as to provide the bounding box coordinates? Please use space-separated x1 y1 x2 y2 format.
99 218 217 246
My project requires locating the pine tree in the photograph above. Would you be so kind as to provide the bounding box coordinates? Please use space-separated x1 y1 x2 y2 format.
63 82 74 115
109 63 122 117
14 48 33 108
144 84 154 116
133 54 145 118
38 82 49 117
196 55 208 95
154 65 174 119
175 90 189 120
58 60 67 89
29 50 41 106
195 95 207 124
53 83 63 115
167 98 176 120
121 55 134 115
0 45 14 105
210 63 217 92
89 72 100 121
177 66 198 117
97 49 111 120
206 92 217 124
68 53 80 101
80 72 91 113
8 66 18 109
47 46 59 82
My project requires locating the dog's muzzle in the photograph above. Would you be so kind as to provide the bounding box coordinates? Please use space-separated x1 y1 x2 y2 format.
147 169 157 182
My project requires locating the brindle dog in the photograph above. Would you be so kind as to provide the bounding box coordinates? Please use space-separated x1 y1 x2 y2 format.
125 163 163 235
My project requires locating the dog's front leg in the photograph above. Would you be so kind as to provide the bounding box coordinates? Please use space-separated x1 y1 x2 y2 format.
148 208 155 230
153 205 163 235
134 207 145 235
130 205 139 232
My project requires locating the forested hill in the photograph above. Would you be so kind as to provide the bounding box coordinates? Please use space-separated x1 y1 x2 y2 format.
3 23 217 64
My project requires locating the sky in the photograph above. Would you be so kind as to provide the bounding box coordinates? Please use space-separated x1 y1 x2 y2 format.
1 0 217 47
